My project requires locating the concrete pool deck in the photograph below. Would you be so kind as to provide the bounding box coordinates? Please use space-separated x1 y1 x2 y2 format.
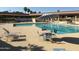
0 23 79 51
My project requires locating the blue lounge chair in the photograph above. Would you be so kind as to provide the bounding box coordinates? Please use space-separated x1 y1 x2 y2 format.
53 47 66 51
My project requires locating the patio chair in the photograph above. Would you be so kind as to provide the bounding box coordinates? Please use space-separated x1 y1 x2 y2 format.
42 32 56 41
13 35 26 41
3 28 26 41
3 28 18 36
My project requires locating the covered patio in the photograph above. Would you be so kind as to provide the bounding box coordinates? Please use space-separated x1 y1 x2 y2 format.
36 11 79 24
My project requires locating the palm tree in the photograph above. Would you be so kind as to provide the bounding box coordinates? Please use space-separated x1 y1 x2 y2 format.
57 10 60 12
33 11 37 14
24 7 28 13
38 11 41 13
30 11 33 14
27 9 31 14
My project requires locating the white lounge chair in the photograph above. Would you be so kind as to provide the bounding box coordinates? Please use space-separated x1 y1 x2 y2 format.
13 35 26 41
3 28 26 41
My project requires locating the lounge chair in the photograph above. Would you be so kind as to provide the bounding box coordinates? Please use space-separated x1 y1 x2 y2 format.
3 28 19 36
53 47 66 51
42 32 56 41
13 35 26 41
3 28 26 41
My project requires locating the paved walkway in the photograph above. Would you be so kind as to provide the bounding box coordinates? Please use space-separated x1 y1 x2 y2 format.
0 24 79 51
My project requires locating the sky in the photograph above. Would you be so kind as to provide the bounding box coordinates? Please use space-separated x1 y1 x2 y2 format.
0 7 79 13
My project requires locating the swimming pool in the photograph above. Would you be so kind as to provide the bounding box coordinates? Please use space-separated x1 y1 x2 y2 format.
15 23 79 34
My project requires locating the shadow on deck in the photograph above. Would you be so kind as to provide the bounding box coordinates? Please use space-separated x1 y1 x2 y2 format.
0 39 28 51
53 37 79 44
28 44 45 51
0 39 45 51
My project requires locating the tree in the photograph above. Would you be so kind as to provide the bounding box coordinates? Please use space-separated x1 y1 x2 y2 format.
24 7 28 13
24 7 37 14
27 9 31 14
57 10 60 12
32 11 37 14
30 11 33 14
12 11 23 14
38 11 41 13
3 11 9 13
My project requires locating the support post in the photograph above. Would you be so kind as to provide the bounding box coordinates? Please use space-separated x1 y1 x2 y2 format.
32 18 36 23
58 15 60 22
75 16 77 21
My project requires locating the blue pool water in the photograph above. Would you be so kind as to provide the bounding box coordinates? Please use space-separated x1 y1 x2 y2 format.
15 23 79 34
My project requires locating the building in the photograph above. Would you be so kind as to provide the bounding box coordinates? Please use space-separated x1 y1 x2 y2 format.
0 13 42 23
1 11 79 23
37 11 79 23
